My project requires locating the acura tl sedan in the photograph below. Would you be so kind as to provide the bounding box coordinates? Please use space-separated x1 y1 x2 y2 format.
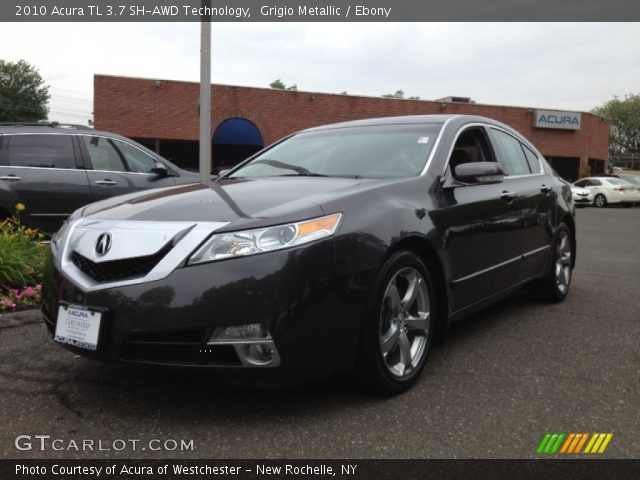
572 176 640 208
42 115 575 393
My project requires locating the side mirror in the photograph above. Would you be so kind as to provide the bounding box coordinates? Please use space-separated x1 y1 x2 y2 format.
454 162 504 184
150 163 169 177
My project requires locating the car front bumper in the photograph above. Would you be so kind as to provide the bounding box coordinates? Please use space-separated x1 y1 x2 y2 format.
42 241 376 377
572 193 593 205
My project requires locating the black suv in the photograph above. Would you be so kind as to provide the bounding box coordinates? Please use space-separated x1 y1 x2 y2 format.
0 123 200 233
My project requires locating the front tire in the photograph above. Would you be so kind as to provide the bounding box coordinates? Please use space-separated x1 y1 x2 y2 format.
594 194 607 208
357 251 435 394
531 224 573 302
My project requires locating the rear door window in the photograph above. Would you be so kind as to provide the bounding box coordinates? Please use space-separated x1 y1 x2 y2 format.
6 134 76 169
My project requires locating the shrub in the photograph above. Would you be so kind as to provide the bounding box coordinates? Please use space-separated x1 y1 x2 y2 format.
0 216 48 311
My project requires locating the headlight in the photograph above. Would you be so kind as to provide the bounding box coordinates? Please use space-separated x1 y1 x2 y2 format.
51 209 81 252
187 213 342 264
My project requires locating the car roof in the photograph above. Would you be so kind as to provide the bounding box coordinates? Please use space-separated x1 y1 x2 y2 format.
0 122 113 137
299 114 507 133
583 176 634 184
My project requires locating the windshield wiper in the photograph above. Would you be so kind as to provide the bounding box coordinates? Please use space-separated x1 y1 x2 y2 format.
251 159 313 175
275 172 330 177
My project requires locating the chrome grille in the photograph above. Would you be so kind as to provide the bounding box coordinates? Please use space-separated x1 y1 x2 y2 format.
71 244 172 283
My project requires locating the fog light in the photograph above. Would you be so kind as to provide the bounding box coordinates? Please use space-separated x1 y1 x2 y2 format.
237 342 280 366
206 323 281 367
247 343 274 362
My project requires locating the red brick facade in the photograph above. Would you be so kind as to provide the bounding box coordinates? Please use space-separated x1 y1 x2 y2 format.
94 74 609 177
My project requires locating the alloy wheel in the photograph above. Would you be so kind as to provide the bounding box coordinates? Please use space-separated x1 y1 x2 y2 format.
379 267 430 378
555 230 572 294
595 194 606 208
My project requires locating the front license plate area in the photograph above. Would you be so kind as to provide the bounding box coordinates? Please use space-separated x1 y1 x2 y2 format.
55 303 104 351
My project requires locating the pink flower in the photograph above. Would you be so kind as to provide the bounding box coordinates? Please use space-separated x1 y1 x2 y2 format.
36 284 42 291
2 296 16 309
22 287 35 296
10 289 21 300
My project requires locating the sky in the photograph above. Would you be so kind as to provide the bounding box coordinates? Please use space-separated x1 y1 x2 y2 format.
1 22 639 125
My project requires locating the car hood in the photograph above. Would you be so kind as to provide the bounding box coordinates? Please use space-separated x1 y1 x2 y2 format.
81 176 395 229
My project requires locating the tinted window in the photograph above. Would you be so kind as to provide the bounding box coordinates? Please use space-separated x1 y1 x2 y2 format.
82 136 127 172
7 134 76 169
229 124 440 179
573 180 587 187
588 179 602 186
489 129 531 176
522 144 540 173
82 136 158 173
111 139 158 173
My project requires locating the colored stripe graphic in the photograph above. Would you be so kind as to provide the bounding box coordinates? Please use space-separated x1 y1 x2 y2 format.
537 434 552 454
584 433 614 454
539 433 613 454
560 433 575 453
537 433 565 454
574 433 589 453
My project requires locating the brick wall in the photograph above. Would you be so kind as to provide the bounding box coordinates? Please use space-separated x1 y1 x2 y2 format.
94 74 609 176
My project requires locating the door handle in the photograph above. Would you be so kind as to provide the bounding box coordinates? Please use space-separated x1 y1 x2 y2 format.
540 184 552 194
94 180 117 186
500 191 517 203
0 175 22 182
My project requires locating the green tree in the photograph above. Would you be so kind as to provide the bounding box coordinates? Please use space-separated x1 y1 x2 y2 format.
269 79 287 89
0 59 50 122
382 89 404 99
269 79 298 91
382 90 420 100
592 93 640 156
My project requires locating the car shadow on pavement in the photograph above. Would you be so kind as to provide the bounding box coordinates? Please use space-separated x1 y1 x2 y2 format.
0 287 544 431
75 291 539 411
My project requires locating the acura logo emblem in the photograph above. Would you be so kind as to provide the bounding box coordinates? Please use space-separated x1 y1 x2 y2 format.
95 233 112 256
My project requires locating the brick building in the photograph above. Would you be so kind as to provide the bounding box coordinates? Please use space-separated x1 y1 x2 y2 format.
94 74 610 181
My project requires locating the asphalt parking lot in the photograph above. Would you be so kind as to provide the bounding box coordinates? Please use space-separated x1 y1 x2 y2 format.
0 208 638 459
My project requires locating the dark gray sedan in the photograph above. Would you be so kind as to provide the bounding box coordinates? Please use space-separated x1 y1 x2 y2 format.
42 115 575 393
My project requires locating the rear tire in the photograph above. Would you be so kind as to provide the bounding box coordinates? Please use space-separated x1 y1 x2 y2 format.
594 194 607 208
531 224 573 303
356 251 435 395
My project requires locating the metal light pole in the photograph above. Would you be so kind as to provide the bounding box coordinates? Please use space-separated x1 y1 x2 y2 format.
199 11 211 182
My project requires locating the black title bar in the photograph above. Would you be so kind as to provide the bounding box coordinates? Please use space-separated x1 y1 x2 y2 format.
2 0 640 22
3 459 640 480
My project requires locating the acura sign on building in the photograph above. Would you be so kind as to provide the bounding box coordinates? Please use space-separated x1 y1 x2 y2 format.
534 110 582 130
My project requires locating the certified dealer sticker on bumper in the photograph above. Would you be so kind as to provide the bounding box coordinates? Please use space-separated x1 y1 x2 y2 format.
55 304 102 351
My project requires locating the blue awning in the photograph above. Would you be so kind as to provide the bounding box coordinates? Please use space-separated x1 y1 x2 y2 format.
213 118 263 147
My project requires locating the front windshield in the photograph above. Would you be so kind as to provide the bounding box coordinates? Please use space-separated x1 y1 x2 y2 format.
228 124 441 179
